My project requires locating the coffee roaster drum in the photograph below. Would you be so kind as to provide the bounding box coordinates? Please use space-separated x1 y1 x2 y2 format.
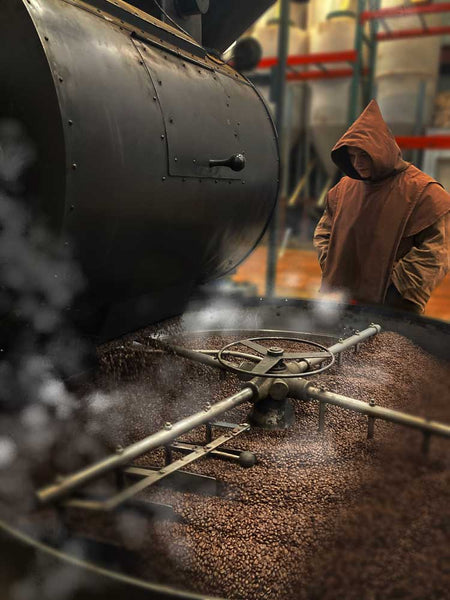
0 0 279 337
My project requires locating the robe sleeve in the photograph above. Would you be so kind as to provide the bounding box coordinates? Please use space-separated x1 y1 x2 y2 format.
390 212 450 311
403 182 450 236
313 187 340 271
313 204 332 271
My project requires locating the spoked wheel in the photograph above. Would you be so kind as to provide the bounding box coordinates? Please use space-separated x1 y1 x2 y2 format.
215 336 335 378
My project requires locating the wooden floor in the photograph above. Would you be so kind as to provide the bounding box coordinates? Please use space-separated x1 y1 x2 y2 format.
232 246 450 322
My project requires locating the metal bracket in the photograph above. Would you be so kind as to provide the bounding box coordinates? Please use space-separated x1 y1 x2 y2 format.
61 423 249 513
171 420 247 463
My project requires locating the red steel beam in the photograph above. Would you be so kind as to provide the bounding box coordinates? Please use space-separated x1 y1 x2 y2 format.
361 3 450 23
257 57 279 68
257 50 357 69
396 136 450 149
287 68 369 81
377 25 450 41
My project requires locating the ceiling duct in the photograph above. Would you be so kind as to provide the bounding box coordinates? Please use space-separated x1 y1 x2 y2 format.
123 0 279 49
202 0 277 53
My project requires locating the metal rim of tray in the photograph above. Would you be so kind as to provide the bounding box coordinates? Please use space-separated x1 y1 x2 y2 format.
0 519 225 600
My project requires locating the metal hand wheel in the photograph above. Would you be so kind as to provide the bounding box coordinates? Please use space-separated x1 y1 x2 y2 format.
216 336 335 378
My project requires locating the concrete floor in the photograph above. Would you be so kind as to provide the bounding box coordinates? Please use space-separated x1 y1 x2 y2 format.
232 246 450 322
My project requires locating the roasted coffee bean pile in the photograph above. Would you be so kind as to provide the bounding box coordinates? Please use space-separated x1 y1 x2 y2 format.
61 328 450 600
3 324 449 600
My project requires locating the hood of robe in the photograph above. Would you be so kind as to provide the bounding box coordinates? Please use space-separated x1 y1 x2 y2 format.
331 99 409 181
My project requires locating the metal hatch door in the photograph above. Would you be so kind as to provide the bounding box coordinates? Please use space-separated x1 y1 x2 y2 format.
134 39 247 180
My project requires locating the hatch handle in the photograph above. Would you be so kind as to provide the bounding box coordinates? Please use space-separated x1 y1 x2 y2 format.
209 153 246 172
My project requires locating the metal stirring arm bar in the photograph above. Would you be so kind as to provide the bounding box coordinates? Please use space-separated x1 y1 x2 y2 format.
160 323 382 373
289 379 450 447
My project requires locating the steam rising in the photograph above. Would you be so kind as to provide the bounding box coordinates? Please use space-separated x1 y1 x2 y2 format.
0 118 86 401
0 119 90 525
311 291 349 327
0 436 17 469
182 296 263 333
0 119 36 195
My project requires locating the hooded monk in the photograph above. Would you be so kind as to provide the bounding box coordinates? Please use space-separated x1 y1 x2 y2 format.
313 100 450 313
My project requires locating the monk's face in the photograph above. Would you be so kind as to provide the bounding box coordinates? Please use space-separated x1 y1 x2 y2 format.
347 146 372 179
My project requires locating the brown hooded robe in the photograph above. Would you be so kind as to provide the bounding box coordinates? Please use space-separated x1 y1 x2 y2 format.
313 100 450 311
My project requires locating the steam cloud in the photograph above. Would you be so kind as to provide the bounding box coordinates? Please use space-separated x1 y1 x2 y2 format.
0 118 92 522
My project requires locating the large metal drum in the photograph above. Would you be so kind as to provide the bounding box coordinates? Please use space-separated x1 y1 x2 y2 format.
0 0 279 337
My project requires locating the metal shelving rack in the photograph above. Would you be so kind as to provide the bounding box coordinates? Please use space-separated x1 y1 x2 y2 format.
255 2 450 145
258 49 366 81
356 0 450 149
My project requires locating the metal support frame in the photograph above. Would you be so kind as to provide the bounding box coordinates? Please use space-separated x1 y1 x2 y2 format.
365 0 380 104
288 158 316 208
367 411 375 439
62 424 249 512
266 0 290 298
37 388 255 505
318 401 326 432
349 0 366 124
